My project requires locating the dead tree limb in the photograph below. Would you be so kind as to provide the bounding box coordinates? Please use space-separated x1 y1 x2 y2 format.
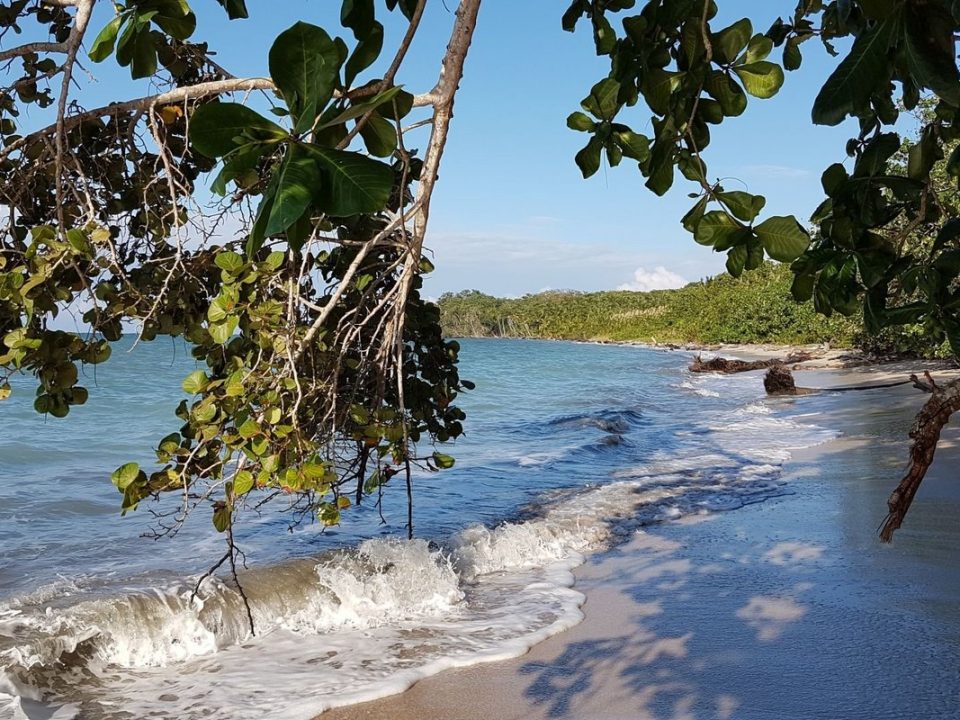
880 376 960 542
690 351 815 374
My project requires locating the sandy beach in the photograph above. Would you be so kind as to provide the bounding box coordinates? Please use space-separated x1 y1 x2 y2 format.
321 364 960 720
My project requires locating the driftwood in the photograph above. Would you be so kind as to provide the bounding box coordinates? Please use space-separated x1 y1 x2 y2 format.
751 366 958 540
879 373 960 542
764 365 798 395
690 351 815 374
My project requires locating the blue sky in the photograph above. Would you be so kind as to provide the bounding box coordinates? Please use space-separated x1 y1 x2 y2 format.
73 0 866 297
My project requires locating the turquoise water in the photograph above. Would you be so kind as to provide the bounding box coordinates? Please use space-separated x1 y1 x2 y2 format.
0 338 776 595
1 339 840 717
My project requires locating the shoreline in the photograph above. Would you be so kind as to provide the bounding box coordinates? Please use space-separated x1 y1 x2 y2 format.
319 364 960 720
453 334 958 373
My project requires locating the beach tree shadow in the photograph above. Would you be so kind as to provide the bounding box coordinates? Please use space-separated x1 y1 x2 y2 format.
517 531 821 719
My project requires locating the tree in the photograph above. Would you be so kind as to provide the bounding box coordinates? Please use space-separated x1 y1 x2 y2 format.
0 0 480 624
562 0 960 540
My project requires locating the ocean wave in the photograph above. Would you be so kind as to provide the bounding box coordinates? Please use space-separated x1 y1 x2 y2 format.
0 368 838 720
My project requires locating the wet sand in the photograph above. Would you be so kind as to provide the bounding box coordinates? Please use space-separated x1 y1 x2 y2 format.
321 369 960 720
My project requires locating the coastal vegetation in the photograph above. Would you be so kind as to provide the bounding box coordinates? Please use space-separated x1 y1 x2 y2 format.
438 262 952 356
440 263 860 347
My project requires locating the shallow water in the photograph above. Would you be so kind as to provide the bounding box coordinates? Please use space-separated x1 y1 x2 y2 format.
2 339 843 718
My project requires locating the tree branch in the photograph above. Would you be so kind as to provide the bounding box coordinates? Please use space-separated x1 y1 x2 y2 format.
880 376 960 541
0 0 96 62
0 77 437 163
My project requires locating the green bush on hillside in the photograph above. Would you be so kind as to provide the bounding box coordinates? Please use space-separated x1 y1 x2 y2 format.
439 264 860 347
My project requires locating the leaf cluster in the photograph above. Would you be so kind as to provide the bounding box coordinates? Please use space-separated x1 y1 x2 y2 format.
565 0 960 357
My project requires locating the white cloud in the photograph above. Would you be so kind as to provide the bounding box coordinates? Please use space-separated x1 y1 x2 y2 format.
419 229 721 298
617 266 687 292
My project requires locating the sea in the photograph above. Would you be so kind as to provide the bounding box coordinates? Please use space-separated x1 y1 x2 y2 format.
0 337 887 719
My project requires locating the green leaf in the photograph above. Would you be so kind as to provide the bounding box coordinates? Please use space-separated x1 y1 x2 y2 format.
733 61 784 99
935 218 960 251
130 29 158 79
854 132 900 177
248 173 280 255
682 195 708 233
432 452 455 469
562 0 587 32
746 240 765 270
575 136 603 178
209 316 238 344
581 78 620 121
705 71 747 117
239 418 261 439
711 18 752 65
182 370 209 395
860 0 896 19
812 18 895 126
792 271 815 302
614 130 650 161
215 251 245 274
755 215 810 261
269 22 342 131
215 0 248 19
234 470 255 496
567 111 595 132
593 13 617 55
318 85 405 129
907 126 941 181
89 14 125 62
265 147 322 238
694 210 744 249
726 244 747 277
783 36 803 71
718 191 766 222
190 103 287 158
821 163 848 196
645 141 675 196
741 34 773 64
111 462 142 490
212 505 232 533
948 144 960 178
153 10 196 40
302 144 394 216
903 6 960 106
358 113 397 157
345 21 384 87
641 69 681 115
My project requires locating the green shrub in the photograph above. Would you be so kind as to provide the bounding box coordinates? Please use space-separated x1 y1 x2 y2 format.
439 263 861 348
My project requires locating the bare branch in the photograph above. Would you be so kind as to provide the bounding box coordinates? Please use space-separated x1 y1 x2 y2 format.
880 377 960 541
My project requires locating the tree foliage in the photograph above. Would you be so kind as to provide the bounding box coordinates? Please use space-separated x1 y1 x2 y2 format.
564 0 960 358
0 0 479 576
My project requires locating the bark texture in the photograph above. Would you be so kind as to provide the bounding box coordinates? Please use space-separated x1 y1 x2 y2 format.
880 375 960 541
690 351 814 374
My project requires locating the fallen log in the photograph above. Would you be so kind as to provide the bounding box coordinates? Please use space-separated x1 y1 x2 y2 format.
690 351 815 374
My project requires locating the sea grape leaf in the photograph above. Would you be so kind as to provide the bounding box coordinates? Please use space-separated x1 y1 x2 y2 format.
269 22 342 132
812 18 895 125
190 103 287 158
755 215 810 261
302 144 393 216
